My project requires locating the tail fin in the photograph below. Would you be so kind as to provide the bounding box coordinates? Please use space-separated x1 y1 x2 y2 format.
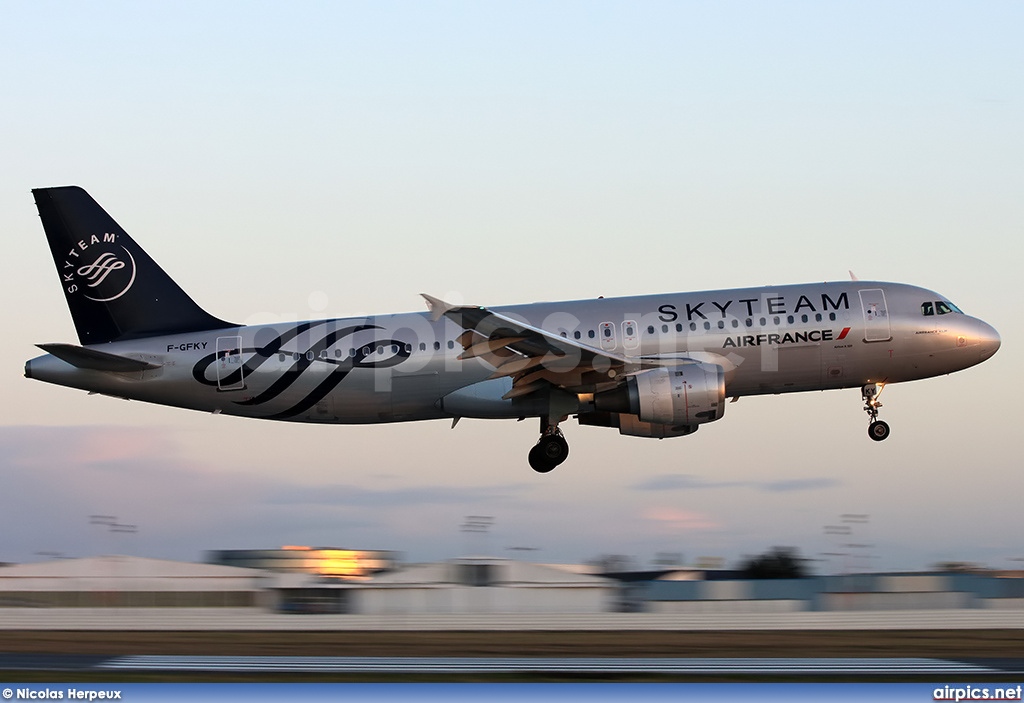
33 186 234 345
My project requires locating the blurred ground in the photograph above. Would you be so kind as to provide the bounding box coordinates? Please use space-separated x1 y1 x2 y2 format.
1 630 1022 657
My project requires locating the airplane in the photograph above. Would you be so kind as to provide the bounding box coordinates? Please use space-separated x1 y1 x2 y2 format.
25 186 1001 473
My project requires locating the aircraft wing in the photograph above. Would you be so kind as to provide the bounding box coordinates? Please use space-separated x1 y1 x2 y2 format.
422 294 637 399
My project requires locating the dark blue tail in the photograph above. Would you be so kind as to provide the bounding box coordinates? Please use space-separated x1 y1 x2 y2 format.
34 186 234 345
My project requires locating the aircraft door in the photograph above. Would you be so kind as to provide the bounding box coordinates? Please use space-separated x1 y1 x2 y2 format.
599 322 616 351
858 289 892 342
216 335 245 391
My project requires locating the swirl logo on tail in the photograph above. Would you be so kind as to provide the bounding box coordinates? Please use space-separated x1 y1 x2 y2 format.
78 248 137 302
78 252 125 287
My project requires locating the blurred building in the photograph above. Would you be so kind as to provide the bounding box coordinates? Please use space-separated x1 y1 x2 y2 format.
643 571 1024 613
206 546 396 579
272 557 616 614
2 554 1021 615
353 557 614 614
0 555 270 608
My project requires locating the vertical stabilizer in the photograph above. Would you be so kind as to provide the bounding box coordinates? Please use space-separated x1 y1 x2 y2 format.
33 186 234 345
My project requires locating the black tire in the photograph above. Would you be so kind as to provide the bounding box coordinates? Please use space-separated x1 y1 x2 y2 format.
868 420 890 442
540 434 569 463
528 444 557 473
529 435 569 473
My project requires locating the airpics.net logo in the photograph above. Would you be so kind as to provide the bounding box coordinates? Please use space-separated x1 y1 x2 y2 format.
62 232 137 302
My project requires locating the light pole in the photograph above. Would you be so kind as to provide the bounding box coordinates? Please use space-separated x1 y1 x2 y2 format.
460 515 494 557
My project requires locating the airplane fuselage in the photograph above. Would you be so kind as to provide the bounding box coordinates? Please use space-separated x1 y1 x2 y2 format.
26 280 999 425
25 186 1002 470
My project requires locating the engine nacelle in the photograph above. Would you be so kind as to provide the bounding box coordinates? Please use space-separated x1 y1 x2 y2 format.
594 363 726 426
578 411 699 438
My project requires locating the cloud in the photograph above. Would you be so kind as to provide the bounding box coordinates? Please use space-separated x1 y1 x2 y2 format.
0 425 534 563
641 506 720 532
632 472 841 493
268 483 532 507
760 477 842 492
631 474 743 491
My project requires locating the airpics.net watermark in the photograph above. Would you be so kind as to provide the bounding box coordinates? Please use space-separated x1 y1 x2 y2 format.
933 684 1023 701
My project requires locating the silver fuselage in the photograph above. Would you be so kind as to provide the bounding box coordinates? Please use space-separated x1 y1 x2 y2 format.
26 280 1000 426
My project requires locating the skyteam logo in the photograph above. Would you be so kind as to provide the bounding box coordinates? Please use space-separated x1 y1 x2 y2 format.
62 233 137 302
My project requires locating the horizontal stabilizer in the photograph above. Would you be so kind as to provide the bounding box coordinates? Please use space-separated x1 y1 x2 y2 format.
37 343 162 373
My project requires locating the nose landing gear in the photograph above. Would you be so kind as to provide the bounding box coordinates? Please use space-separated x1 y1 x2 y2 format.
862 383 890 441
528 416 569 473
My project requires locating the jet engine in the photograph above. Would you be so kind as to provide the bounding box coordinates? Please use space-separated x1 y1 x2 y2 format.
577 411 700 438
593 363 726 426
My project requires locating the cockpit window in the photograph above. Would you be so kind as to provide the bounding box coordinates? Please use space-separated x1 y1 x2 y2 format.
924 300 962 316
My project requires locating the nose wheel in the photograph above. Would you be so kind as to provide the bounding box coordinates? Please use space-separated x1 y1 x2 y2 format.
862 383 890 441
529 418 569 473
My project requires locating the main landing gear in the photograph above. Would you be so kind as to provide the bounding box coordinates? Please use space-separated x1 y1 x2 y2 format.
862 383 890 442
528 417 569 473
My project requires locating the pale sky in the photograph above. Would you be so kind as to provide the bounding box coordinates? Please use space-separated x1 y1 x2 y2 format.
1 1 1021 571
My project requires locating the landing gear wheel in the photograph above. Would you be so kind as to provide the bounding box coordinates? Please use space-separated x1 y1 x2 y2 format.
528 444 556 473
861 383 890 442
868 420 890 442
528 433 569 473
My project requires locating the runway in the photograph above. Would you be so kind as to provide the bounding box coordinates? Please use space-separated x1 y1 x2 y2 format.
3 654 1023 675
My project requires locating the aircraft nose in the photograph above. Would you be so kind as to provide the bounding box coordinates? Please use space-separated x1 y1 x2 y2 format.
975 319 1000 361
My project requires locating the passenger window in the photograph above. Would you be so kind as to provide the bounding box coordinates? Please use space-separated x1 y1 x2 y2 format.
829 312 836 321
815 313 822 322
745 318 753 328
588 330 596 339
759 317 766 326
774 316 781 325
293 352 300 361
922 302 934 316
801 314 808 323
433 342 441 351
661 324 668 333
704 321 711 331
645 325 653 334
573 331 581 339
787 316 794 324
603 327 612 338
419 343 426 351
675 323 683 332
717 321 725 329
447 340 455 349
731 319 738 328
689 322 697 331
